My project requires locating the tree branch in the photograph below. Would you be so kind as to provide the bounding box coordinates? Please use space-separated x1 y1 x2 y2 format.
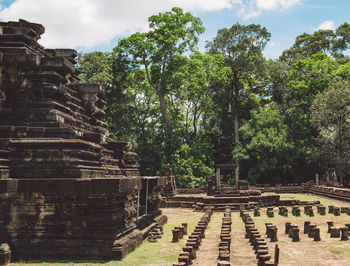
160 48 170 75
143 56 156 89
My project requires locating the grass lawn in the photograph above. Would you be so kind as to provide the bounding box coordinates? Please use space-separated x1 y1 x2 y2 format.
278 193 344 206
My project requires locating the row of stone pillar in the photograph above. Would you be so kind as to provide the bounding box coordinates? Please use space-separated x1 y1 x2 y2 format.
217 207 232 266
327 205 350 216
173 206 214 266
285 222 300 241
265 223 278 242
241 210 274 266
172 223 188 243
302 221 321 241
302 205 316 216
267 206 303 218
327 221 349 240
284 220 350 242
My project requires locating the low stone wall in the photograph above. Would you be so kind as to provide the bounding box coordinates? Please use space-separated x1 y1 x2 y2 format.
254 185 307 193
176 187 205 194
165 194 281 210
310 186 350 202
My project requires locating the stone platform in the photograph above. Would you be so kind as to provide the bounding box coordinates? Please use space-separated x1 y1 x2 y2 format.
165 193 280 210
310 186 350 202
165 191 320 210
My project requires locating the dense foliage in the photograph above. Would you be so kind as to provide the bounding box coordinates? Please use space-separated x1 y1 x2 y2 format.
77 8 350 187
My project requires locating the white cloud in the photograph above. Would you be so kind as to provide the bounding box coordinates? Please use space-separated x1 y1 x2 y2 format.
0 0 173 48
0 0 300 49
243 0 301 19
243 9 261 20
256 0 301 11
0 0 244 48
172 0 239 11
267 41 279 48
317 20 335 31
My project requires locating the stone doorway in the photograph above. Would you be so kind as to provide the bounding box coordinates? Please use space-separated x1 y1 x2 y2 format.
215 164 239 191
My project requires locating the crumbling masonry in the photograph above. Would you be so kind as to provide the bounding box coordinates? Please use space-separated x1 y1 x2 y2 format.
0 19 167 260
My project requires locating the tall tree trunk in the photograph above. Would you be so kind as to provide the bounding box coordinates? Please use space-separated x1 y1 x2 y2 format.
155 87 172 133
233 72 240 180
143 57 172 133
233 72 240 144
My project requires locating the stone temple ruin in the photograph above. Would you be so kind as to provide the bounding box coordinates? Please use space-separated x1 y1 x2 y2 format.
4 19 350 266
0 19 167 260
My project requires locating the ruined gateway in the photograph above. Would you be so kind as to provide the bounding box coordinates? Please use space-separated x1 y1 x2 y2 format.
0 19 167 260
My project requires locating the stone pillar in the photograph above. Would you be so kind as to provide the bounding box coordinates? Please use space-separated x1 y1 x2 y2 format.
292 228 300 242
327 222 334 233
256 249 268 259
308 224 317 238
304 221 311 234
345 223 350 231
341 227 349 241
266 208 274 218
329 205 335 214
289 224 298 238
314 227 321 241
178 255 189 265
172 229 180 242
216 167 221 191
285 222 291 234
334 207 341 216
308 209 314 217
270 227 278 242
319 206 326 215
265 223 273 235
258 254 271 266
182 223 188 235
235 165 239 190
315 173 319 185
254 207 261 217
341 207 348 213
330 227 340 238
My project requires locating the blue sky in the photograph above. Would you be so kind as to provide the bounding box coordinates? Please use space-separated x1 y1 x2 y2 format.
0 0 349 59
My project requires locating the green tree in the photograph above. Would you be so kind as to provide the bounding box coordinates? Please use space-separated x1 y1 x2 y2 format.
76 51 110 84
233 106 293 184
280 23 350 64
206 23 271 165
116 7 204 133
280 30 336 64
173 130 215 187
286 53 338 141
311 77 350 184
169 52 231 141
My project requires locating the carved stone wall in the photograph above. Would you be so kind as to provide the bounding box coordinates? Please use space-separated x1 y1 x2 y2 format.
0 19 166 260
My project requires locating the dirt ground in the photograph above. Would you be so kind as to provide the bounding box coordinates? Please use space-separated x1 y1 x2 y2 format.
253 208 350 266
189 193 350 266
14 193 350 265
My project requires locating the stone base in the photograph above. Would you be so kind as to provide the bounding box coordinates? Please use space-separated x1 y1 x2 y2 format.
114 214 167 260
0 178 166 261
166 194 280 210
